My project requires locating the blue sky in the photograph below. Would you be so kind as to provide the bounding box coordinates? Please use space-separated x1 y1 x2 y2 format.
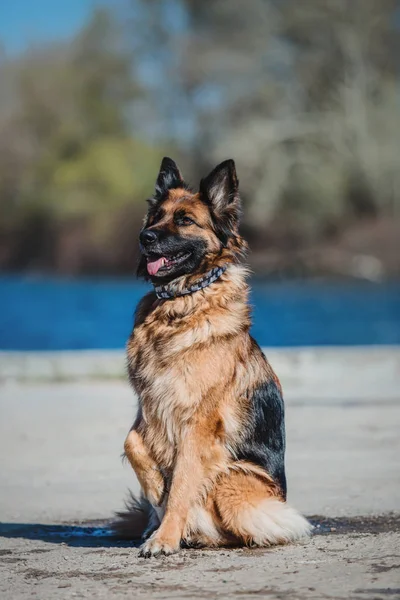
0 0 97 55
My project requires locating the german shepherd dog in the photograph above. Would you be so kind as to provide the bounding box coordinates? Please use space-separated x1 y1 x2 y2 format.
114 158 311 556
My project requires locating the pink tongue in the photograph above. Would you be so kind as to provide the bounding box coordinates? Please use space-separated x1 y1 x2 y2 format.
147 257 166 276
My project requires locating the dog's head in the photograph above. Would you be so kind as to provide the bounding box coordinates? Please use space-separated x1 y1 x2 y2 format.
137 157 247 283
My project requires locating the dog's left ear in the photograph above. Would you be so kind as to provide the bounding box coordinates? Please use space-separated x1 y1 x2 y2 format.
199 159 240 228
155 157 184 198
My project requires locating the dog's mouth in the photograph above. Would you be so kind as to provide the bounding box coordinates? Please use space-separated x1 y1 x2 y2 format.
146 251 192 276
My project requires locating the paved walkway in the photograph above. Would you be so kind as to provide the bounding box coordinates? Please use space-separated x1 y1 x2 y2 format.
0 349 399 599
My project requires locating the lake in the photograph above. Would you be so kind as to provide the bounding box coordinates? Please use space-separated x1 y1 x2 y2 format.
0 275 399 350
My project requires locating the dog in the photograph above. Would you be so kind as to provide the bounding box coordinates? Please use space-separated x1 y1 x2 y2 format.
114 157 312 556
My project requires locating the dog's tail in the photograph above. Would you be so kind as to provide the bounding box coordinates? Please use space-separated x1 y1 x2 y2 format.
112 491 150 539
254 498 313 545
231 498 313 546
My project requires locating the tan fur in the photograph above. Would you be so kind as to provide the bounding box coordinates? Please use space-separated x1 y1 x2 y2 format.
114 186 311 555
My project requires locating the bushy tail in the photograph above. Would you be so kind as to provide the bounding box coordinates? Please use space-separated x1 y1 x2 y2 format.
112 491 151 540
238 498 313 546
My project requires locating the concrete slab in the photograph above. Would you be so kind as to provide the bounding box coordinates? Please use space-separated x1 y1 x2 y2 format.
0 350 399 599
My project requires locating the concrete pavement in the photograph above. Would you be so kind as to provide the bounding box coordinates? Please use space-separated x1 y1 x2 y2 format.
0 348 399 599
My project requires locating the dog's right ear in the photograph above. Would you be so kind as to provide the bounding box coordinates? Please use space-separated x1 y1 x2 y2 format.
154 157 184 199
199 160 241 241
199 160 239 216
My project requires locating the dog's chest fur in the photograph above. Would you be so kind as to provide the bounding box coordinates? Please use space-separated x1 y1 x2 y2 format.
127 267 252 468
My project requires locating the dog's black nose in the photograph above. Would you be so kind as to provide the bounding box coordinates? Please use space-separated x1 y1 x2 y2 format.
140 229 158 245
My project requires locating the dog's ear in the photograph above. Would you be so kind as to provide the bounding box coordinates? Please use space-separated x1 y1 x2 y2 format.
199 159 241 234
154 157 184 198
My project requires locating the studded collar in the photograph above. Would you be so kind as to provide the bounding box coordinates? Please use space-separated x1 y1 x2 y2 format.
154 265 228 300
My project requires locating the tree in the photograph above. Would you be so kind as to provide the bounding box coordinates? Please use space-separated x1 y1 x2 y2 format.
0 6 166 272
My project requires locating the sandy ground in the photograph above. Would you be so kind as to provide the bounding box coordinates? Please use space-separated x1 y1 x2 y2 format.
0 352 400 599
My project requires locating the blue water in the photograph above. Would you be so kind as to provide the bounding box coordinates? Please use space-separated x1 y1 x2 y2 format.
0 276 399 350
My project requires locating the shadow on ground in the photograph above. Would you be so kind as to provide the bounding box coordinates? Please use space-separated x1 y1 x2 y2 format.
0 521 137 549
1 515 399 549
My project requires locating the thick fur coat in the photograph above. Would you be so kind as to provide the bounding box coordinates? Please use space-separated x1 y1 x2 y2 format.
114 158 311 556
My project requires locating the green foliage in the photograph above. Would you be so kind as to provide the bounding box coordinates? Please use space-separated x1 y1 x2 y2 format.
0 7 163 223
0 0 399 275
50 138 159 216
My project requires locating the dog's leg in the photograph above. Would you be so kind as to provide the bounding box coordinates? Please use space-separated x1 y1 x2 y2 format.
182 499 237 549
124 429 166 507
142 505 161 541
139 422 218 558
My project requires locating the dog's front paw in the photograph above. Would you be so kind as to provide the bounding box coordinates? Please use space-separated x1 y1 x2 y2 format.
138 532 180 558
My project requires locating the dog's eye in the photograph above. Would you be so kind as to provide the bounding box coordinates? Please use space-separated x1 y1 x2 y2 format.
178 216 194 226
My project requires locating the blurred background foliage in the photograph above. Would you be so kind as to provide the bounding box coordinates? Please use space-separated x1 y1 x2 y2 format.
0 0 399 278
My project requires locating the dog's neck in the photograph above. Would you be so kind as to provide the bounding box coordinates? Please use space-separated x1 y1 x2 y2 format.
153 264 228 300
149 263 252 339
